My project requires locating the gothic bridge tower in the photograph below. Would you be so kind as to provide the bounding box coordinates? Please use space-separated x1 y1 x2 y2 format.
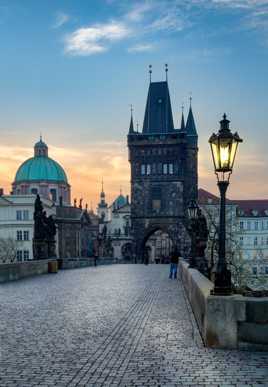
127 68 198 260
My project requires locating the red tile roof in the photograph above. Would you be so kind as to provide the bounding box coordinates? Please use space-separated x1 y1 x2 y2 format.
198 188 268 217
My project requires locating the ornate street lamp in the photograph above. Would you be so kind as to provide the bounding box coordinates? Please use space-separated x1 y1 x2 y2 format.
187 200 199 269
209 114 243 295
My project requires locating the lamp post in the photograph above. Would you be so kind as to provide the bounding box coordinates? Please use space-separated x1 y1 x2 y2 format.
187 200 199 269
209 114 242 295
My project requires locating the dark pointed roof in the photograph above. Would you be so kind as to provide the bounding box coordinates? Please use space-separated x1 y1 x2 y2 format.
186 106 197 136
129 113 134 134
180 112 185 131
142 81 174 134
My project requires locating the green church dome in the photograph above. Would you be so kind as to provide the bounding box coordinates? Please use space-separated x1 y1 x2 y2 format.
14 138 68 184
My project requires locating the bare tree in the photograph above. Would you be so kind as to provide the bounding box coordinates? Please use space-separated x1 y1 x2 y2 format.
0 238 21 264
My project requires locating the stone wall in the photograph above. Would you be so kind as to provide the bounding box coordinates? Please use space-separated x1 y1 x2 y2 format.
179 259 268 350
0 260 53 283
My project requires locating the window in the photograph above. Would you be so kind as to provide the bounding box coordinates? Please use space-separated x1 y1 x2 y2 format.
17 250 23 261
252 267 257 275
50 189 57 202
23 250 29 260
31 188 38 195
169 163 174 175
141 164 146 175
23 231 29 241
152 163 156 174
151 186 161 212
265 267 268 275
16 210 22 221
255 221 259 230
254 237 258 246
17 230 23 241
240 221 244 230
247 221 251 230
163 164 168 175
23 210 29 220
239 236 243 246
146 164 151 175
266 237 268 245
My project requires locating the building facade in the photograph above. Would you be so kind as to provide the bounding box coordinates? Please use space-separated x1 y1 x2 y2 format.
0 194 55 262
128 74 198 259
97 190 133 260
199 189 268 284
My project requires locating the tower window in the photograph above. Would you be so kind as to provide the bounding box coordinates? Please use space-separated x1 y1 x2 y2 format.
141 164 146 175
151 186 162 213
146 164 151 175
169 163 174 174
163 164 168 175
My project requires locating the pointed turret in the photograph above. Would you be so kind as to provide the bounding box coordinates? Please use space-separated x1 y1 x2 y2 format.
180 105 185 131
186 105 197 136
181 112 185 131
129 106 134 134
186 99 198 147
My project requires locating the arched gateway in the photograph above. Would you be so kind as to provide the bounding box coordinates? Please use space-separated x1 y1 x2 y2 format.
127 69 198 262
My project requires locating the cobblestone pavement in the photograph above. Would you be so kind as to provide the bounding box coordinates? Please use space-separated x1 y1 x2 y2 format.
0 265 267 387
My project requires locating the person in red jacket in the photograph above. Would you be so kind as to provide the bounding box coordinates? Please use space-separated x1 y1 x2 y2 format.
169 247 179 279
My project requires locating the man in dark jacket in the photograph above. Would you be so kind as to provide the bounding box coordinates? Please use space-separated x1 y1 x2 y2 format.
169 247 179 279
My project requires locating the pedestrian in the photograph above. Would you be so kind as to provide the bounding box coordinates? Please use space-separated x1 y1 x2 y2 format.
169 247 179 279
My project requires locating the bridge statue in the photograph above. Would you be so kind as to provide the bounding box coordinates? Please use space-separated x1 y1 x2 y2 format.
33 195 57 259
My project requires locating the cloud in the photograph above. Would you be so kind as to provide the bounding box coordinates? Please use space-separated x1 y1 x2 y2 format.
53 11 70 29
64 21 131 56
125 2 153 21
128 43 155 53
148 8 188 32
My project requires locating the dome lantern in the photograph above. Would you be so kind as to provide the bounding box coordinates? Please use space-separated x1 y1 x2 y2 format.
34 136 48 157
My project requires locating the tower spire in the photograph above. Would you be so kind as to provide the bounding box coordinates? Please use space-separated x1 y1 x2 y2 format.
186 96 197 145
180 103 185 131
128 104 134 134
149 64 152 83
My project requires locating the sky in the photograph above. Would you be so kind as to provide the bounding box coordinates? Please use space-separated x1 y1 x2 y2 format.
0 0 268 209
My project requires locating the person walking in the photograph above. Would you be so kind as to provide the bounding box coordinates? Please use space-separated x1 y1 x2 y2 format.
169 247 179 279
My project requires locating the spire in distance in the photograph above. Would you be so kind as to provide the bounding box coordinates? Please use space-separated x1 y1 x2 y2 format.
186 97 197 136
180 104 185 131
129 104 134 134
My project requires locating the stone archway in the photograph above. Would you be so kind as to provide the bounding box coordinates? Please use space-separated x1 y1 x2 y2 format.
134 221 190 264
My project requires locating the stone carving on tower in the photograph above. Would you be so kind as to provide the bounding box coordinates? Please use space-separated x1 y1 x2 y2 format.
127 65 198 261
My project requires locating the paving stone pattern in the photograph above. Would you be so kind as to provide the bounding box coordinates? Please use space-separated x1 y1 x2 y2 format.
0 265 267 387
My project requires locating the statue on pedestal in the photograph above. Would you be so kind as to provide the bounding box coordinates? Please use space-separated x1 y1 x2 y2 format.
33 195 57 260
